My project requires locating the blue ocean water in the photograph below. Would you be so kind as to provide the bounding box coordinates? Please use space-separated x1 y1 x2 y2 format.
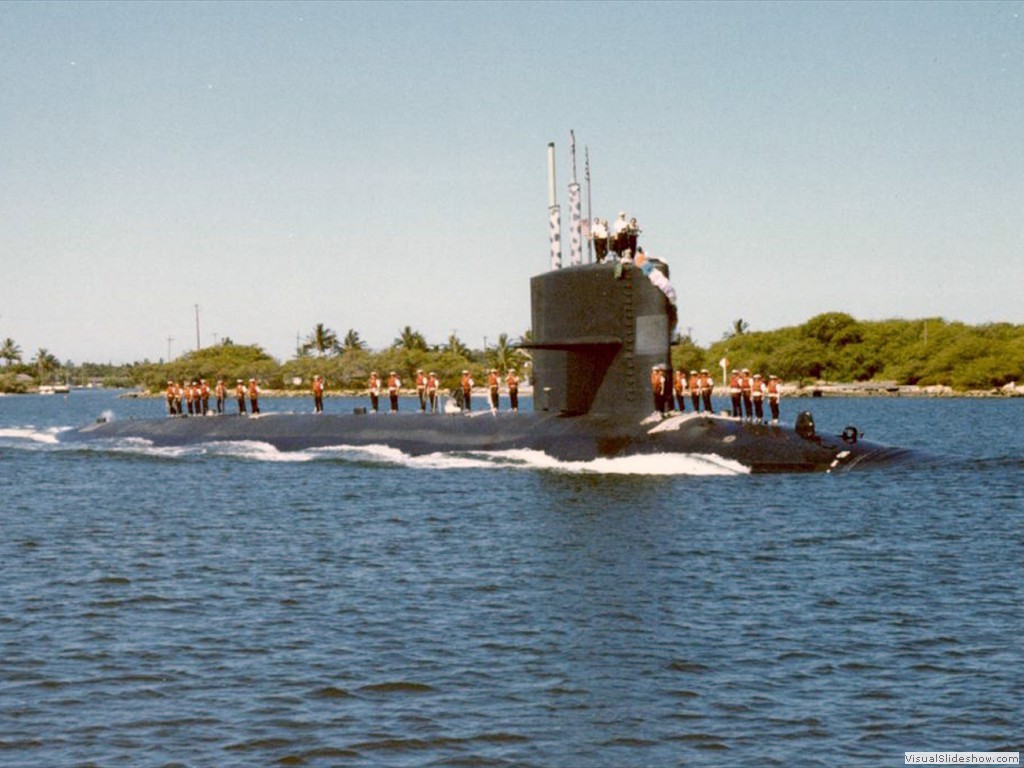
1 390 1022 767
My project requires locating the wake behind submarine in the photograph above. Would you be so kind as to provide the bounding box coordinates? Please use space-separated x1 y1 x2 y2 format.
60 259 913 473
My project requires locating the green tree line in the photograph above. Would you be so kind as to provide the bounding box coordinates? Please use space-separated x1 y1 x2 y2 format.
674 313 1024 390
3 314 1024 394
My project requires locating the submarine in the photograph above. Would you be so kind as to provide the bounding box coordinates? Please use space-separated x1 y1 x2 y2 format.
59 258 912 473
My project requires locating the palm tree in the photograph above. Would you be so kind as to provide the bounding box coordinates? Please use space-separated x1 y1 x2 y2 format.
393 325 427 351
302 323 340 357
487 333 516 372
342 329 366 352
1 337 22 367
446 332 470 358
34 348 59 379
729 318 750 338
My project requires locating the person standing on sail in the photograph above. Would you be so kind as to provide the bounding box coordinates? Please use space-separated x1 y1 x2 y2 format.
611 212 629 257
591 218 609 262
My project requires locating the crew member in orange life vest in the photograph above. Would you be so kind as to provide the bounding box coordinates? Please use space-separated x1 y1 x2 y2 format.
387 371 401 412
368 371 381 413
248 378 260 414
688 370 700 412
700 369 714 413
729 370 742 420
215 379 226 414
312 374 325 413
506 368 519 412
751 373 765 423
673 369 687 412
166 380 177 416
767 374 781 425
415 369 427 412
426 371 439 413
200 379 210 415
487 369 500 411
235 379 246 414
460 370 473 412
740 369 754 421
650 366 669 415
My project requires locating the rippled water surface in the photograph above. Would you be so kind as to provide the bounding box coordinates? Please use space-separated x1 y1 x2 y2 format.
1 391 1022 766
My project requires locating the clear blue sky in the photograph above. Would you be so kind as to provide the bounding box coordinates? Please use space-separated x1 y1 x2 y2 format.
2 0 1021 364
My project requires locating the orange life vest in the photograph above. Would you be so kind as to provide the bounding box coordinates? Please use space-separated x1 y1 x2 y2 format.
673 370 686 394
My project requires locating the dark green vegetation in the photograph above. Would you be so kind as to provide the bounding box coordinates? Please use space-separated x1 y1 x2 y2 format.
675 313 1024 390
3 314 1023 393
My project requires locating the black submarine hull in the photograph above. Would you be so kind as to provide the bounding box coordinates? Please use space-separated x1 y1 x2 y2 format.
57 409 911 473
59 260 919 472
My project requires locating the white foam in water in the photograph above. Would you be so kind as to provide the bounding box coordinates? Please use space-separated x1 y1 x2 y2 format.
471 448 750 476
0 426 62 445
4 429 748 475
306 446 749 475
206 440 317 462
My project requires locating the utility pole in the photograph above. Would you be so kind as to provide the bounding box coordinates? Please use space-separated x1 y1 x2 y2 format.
167 335 174 362
194 304 201 351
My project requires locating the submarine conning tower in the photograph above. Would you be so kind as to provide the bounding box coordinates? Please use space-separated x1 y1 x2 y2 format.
527 261 672 417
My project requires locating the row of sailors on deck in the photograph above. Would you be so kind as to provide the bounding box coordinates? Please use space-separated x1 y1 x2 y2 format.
591 212 640 263
651 368 782 424
166 378 260 416
368 369 520 414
